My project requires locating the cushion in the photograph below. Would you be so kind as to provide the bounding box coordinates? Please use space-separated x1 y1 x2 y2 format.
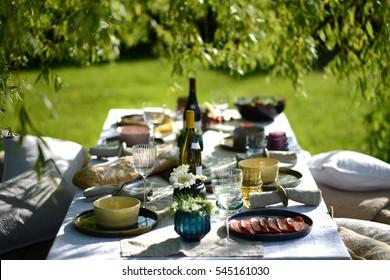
2 135 88 184
0 135 87 255
318 182 390 224
0 164 70 254
338 226 390 260
0 151 4 182
308 150 390 191
335 218 390 244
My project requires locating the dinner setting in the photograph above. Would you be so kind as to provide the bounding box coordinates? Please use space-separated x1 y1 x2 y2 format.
3 3 390 278
44 78 351 260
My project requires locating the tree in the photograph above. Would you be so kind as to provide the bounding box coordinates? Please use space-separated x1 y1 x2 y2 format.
1 0 389 162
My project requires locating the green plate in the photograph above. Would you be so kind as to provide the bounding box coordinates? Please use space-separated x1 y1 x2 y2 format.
262 168 303 191
72 208 158 237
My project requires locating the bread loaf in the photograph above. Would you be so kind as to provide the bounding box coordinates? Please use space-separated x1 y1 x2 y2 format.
72 145 179 189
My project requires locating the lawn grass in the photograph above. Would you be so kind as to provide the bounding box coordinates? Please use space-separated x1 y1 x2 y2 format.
2 57 369 157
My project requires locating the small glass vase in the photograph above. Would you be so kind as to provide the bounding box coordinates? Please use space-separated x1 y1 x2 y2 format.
173 181 205 199
174 210 211 242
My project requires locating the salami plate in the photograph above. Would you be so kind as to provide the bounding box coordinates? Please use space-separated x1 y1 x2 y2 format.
228 209 312 241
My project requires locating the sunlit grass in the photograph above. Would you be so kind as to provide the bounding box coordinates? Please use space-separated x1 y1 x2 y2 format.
2 58 368 156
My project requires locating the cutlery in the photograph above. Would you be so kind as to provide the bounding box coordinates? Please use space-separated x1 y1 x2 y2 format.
112 182 126 196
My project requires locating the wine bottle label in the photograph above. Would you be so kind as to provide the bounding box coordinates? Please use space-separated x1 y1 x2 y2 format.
191 142 201 150
195 165 202 176
194 120 202 130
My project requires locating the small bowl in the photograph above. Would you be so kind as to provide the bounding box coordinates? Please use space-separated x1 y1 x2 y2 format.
117 125 150 147
232 126 265 148
93 196 141 228
267 131 289 151
239 157 280 184
234 96 285 122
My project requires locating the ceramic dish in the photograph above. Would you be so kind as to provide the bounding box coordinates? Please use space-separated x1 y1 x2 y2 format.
234 96 286 122
114 114 173 134
228 209 312 241
113 114 145 127
72 208 158 237
219 136 248 153
262 168 302 191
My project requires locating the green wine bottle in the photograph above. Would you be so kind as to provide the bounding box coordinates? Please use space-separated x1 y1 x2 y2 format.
179 110 202 176
183 77 202 130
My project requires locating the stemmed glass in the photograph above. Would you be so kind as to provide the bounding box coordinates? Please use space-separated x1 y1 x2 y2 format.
142 102 165 144
211 91 230 130
211 167 243 246
132 144 157 208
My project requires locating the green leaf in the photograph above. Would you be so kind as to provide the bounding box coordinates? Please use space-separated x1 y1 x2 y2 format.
365 21 374 39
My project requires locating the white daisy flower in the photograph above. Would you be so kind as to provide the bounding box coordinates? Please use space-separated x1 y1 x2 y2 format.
169 164 197 189
169 164 208 190
173 164 190 173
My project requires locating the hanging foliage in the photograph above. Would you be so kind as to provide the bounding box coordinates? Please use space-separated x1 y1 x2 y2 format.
1 0 389 161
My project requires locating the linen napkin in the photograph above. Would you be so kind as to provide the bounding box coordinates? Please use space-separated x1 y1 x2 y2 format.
249 188 322 208
120 222 263 258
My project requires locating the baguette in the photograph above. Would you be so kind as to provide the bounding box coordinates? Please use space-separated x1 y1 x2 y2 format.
72 145 179 189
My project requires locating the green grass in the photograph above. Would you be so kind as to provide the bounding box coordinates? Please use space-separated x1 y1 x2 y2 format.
2 58 369 156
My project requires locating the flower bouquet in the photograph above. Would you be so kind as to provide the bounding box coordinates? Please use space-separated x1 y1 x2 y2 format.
169 164 207 198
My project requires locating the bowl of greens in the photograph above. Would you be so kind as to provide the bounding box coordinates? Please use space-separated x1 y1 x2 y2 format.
234 96 286 122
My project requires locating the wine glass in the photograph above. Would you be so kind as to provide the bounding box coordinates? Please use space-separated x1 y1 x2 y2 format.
211 90 230 129
142 102 165 144
211 167 243 246
132 144 157 208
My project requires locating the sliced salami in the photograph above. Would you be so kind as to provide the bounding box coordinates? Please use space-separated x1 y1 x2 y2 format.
267 217 282 233
286 216 307 232
259 217 271 232
230 215 307 234
250 217 263 233
276 217 294 232
229 219 242 232
240 219 256 234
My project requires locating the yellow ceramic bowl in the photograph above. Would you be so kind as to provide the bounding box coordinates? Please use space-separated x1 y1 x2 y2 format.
93 196 141 228
239 157 280 184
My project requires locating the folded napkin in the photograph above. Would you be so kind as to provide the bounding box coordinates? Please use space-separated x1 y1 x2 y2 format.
249 188 322 208
89 142 133 158
120 222 263 258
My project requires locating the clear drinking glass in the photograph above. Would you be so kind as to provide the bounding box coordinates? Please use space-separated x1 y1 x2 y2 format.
211 167 243 246
211 91 229 130
132 144 157 208
142 102 165 144
246 132 266 155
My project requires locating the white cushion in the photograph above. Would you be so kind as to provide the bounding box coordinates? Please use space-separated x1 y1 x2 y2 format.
308 150 390 191
0 135 87 255
338 226 390 260
0 165 71 254
2 135 87 184
335 218 390 244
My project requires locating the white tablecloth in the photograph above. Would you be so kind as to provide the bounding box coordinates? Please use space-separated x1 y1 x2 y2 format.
46 109 350 260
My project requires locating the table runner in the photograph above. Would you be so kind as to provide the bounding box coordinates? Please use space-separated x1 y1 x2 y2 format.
118 177 263 258
120 220 263 258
